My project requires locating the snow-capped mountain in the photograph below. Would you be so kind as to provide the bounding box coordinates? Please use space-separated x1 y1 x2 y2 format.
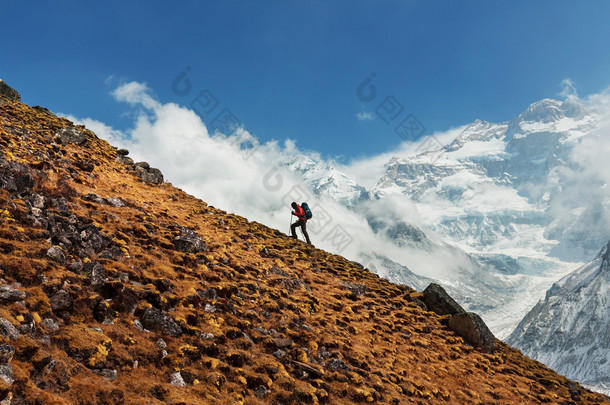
373 98 600 260
507 240 610 395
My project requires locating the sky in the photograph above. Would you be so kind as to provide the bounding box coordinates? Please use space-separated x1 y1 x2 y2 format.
2 1 610 161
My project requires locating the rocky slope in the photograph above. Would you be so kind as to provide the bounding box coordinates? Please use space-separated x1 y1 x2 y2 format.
507 240 610 395
0 89 608 404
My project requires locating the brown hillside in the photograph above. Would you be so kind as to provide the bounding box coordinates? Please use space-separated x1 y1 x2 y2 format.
0 94 608 405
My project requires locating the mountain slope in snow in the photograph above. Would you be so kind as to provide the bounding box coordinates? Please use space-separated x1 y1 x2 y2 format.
507 240 610 395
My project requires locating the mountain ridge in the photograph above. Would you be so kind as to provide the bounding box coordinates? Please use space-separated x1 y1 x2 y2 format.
1 86 608 403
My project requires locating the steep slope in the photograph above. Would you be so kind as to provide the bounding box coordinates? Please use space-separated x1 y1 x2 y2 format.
508 240 610 395
0 92 608 404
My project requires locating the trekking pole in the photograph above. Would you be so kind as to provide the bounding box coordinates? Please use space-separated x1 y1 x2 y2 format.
289 213 298 239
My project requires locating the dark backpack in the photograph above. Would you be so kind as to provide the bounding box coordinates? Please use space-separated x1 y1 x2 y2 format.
301 202 313 219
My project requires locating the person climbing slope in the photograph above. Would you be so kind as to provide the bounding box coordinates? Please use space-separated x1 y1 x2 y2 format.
290 201 311 244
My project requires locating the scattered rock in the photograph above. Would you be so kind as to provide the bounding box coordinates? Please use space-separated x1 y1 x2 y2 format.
135 162 150 170
328 358 349 371
74 160 94 172
46 246 66 265
135 165 164 185
0 345 15 364
105 197 125 208
273 338 293 349
0 364 13 385
155 339 167 350
422 283 466 316
174 227 206 253
448 312 497 353
342 281 367 296
41 318 59 331
93 369 118 381
140 307 182 337
0 285 26 302
50 290 73 312
0 80 20 102
254 385 270 398
0 319 20 341
29 193 45 209
133 319 144 332
68 260 83 273
116 149 129 156
81 261 106 286
170 371 186 387
116 156 134 166
55 127 86 145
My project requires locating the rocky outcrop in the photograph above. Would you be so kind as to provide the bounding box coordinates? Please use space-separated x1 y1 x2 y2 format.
449 312 497 353
423 283 496 353
0 80 20 102
422 283 466 316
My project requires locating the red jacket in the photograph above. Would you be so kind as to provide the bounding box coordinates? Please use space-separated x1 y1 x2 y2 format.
293 205 306 220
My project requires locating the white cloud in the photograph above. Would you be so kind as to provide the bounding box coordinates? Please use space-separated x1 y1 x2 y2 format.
59 80 473 284
356 111 375 121
559 78 578 99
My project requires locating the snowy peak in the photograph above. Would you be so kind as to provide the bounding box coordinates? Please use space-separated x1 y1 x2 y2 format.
508 239 610 393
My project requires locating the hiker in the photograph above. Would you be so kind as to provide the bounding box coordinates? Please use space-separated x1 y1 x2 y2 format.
290 202 311 244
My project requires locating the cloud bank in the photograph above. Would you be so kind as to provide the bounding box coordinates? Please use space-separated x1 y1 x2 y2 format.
61 80 476 282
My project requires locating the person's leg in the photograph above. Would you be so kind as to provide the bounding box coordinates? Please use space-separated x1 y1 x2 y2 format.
301 220 311 244
290 221 298 239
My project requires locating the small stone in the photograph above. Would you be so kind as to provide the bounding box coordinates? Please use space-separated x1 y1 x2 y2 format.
170 372 186 387
116 149 129 156
0 319 20 341
200 333 214 340
204 304 216 313
133 319 144 332
50 290 73 312
155 339 167 350
41 318 59 331
83 193 105 204
273 349 286 359
328 358 349 371
68 260 83 272
254 385 269 398
46 246 66 265
273 338 293 348
174 227 206 254
30 193 45 209
0 285 26 302
82 261 106 286
94 368 118 381
0 345 15 364
135 161 150 169
140 307 182 337
55 127 86 145
105 197 125 208
0 364 13 385
116 156 134 165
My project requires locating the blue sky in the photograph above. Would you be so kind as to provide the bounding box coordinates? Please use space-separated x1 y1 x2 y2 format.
2 1 610 160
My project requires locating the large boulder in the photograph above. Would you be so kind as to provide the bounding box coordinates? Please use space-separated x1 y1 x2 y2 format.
422 283 466 316
0 80 20 102
448 312 497 353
